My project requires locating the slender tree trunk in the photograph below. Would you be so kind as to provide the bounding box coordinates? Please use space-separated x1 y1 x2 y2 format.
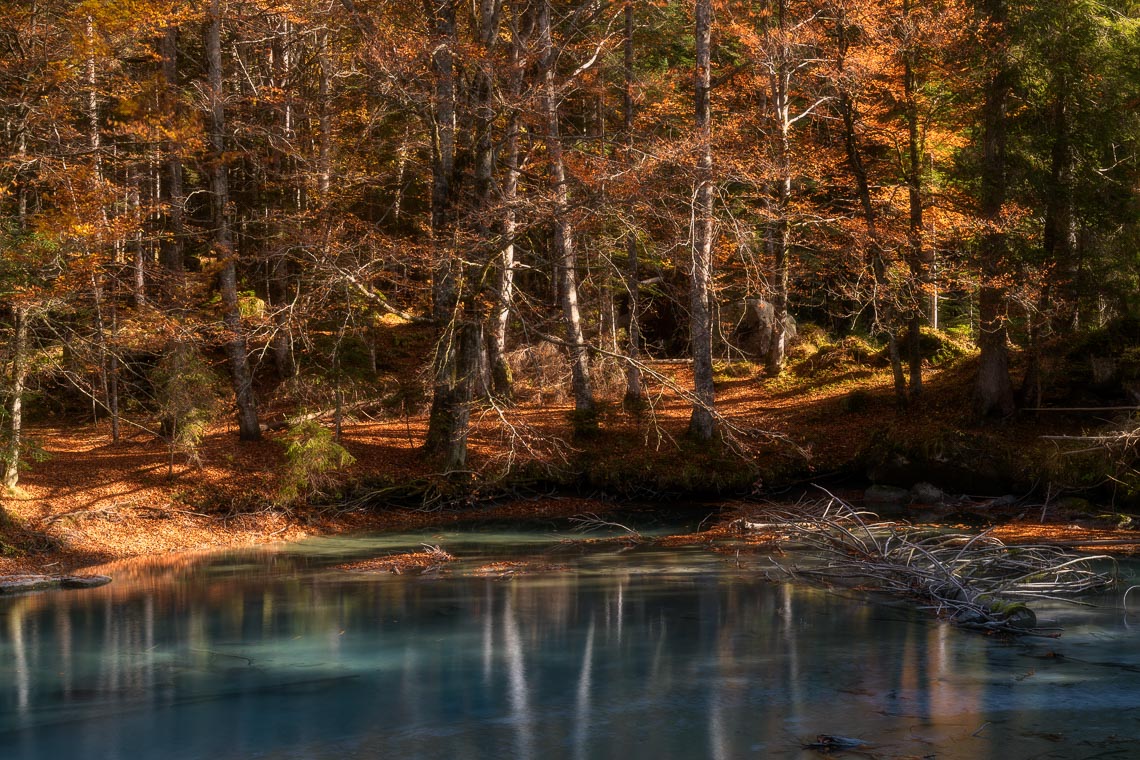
765 2 792 376
3 308 29 490
270 19 296 381
835 14 905 406
318 30 332 198
488 4 517 401
689 0 716 440
207 0 261 440
85 15 118 435
901 1 926 398
489 92 519 400
128 167 146 309
973 0 1015 417
159 27 185 279
539 0 594 425
622 1 644 407
109 283 121 443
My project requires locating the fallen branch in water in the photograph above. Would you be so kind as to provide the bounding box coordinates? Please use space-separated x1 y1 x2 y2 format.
757 490 1116 636
568 513 642 541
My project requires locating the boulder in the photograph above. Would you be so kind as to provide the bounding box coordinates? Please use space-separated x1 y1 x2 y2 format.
0 575 59 594
60 574 112 589
730 298 797 359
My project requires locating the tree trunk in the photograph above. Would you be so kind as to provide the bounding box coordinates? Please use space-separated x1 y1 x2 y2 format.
539 0 594 425
109 286 121 443
765 2 792 376
689 0 716 440
489 4 519 401
207 0 261 440
622 1 644 407
973 0 1015 417
3 308 29 490
902 1 926 398
424 0 463 459
159 27 185 279
270 257 295 380
835 13 905 407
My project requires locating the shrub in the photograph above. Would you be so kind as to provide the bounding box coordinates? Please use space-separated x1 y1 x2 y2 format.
152 343 222 471
276 420 356 507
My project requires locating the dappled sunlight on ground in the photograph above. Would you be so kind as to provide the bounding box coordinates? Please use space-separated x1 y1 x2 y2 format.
2 353 1133 574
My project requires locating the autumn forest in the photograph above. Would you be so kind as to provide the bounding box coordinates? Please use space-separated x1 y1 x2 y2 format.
2 0 1140 507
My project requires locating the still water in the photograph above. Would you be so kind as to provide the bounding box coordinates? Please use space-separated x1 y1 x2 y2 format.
2 526 1139 759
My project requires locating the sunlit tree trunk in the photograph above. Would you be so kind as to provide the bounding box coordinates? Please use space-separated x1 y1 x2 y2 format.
689 0 716 440
765 0 792 376
622 0 643 407
489 19 521 401
270 17 296 381
539 0 594 424
207 0 261 440
3 307 29 490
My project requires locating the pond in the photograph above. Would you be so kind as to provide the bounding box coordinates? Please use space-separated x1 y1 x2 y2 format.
2 524 1139 759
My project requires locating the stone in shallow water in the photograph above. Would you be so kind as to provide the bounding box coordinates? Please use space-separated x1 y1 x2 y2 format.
0 575 59 594
60 574 112 589
0 574 112 594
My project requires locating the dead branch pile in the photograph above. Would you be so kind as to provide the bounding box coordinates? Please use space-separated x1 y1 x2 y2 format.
759 495 1116 635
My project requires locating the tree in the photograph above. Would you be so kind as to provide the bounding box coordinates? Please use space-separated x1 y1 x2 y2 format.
539 0 595 428
206 0 261 439
688 0 716 439
971 0 1016 417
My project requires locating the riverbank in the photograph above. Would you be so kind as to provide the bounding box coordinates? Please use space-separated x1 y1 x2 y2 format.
3 352 1139 574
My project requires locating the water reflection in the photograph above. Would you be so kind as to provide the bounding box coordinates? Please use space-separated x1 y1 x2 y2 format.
1 538 1139 759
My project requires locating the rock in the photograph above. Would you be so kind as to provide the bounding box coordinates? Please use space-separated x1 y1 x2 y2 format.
730 298 797 359
910 482 945 505
864 485 910 506
0 575 60 594
0 574 112 594
60 574 112 589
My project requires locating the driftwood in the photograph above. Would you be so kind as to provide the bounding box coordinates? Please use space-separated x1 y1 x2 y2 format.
757 491 1116 635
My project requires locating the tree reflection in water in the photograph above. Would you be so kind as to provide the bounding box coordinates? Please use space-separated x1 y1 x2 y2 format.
1 536 1138 759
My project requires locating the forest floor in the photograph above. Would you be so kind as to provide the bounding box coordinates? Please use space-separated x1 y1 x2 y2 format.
4 340 1140 576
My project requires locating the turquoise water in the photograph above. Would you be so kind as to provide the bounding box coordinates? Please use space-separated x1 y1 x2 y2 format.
2 528 1139 759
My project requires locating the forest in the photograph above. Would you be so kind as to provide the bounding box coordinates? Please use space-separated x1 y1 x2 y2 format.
2 0 1140 526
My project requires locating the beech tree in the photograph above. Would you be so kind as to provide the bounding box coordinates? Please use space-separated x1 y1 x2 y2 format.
688 0 716 439
2 0 1140 479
